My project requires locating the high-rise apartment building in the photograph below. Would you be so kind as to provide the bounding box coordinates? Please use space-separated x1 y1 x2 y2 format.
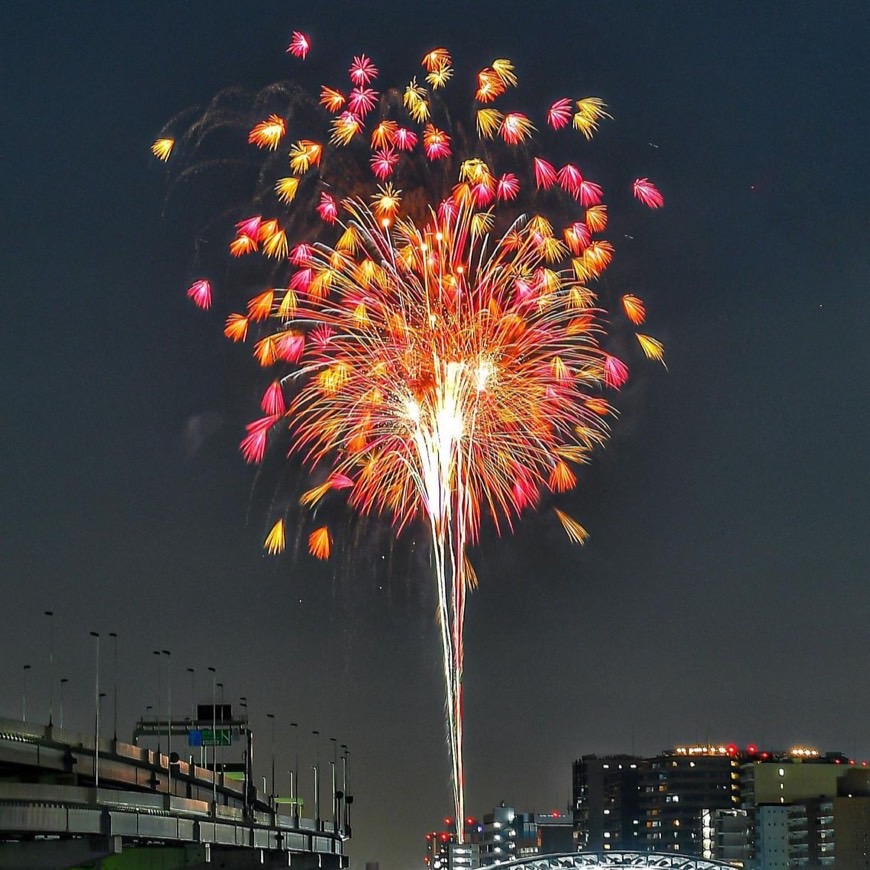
570 743 870 869
638 745 741 858
740 748 856 870
572 754 643 851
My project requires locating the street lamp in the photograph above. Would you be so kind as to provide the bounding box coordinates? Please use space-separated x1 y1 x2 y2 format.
312 729 320 824
239 696 249 814
44 611 54 726
152 650 162 756
22 664 31 722
291 722 299 822
90 631 100 788
216 681 224 772
109 632 118 742
342 744 352 834
331 736 338 829
339 743 348 831
267 713 276 808
162 649 172 797
59 678 69 729
207 666 216 810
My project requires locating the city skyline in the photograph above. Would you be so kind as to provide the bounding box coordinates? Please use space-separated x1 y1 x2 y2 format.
2 3 869 869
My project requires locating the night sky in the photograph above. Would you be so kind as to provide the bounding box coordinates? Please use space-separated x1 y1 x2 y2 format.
2 3 869 869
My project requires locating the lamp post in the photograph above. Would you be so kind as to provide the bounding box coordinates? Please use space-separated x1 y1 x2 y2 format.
59 678 68 729
267 713 276 808
341 744 350 834
188 667 199 765
89 631 100 787
216 681 224 772
44 611 54 726
312 729 320 825
339 743 347 831
291 722 299 823
239 696 249 815
22 665 31 722
152 650 162 756
330 736 338 830
109 632 118 742
163 650 172 797
207 666 216 810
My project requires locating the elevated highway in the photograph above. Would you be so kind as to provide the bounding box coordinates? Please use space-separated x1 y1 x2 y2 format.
0 717 349 868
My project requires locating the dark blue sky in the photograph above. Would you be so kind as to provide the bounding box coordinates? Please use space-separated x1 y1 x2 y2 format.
2 3 869 869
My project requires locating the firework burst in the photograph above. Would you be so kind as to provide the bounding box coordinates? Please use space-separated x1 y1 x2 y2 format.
154 32 665 836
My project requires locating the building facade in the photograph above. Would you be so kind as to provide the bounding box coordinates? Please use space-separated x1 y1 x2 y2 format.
638 745 741 857
572 755 643 851
571 743 870 869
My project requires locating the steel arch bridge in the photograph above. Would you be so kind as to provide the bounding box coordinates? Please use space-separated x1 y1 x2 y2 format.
492 853 736 870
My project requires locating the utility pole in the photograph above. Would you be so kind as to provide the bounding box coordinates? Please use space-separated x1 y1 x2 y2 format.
90 632 101 787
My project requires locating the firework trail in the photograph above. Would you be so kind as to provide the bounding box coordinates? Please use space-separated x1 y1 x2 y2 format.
154 35 664 835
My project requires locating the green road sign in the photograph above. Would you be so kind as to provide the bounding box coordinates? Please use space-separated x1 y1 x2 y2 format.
200 727 232 746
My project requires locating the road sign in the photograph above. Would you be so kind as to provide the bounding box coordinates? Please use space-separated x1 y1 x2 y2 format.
189 728 232 746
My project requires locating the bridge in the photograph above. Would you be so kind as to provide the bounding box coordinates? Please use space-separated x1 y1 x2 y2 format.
493 853 737 870
0 716 350 868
